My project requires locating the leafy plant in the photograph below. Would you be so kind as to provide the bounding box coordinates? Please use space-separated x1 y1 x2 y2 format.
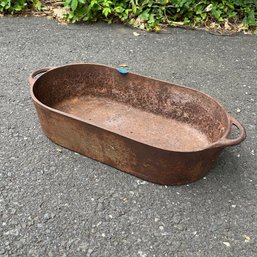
62 0 256 31
0 0 41 13
0 0 256 32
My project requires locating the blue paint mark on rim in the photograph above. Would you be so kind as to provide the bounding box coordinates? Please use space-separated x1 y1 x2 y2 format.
117 68 129 74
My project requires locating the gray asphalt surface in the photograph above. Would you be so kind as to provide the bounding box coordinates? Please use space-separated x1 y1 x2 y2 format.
0 16 257 257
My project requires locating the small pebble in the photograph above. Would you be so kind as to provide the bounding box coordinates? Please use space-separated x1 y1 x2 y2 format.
10 208 16 214
138 250 147 257
87 249 93 254
96 221 102 227
44 213 50 220
243 235 250 242
136 180 147 185
236 108 241 113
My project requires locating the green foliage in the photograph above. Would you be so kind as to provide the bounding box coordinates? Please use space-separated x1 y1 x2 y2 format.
0 0 256 32
62 0 256 31
0 0 41 13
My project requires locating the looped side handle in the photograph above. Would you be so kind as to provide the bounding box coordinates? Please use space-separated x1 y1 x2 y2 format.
210 115 246 148
28 67 53 87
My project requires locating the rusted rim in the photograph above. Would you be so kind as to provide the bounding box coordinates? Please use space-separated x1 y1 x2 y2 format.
28 67 54 87
29 63 245 153
209 115 246 148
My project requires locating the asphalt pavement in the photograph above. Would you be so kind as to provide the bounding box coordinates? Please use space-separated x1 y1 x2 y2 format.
0 16 256 257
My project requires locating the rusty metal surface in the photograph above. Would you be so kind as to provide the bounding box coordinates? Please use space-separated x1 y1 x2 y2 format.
28 63 246 185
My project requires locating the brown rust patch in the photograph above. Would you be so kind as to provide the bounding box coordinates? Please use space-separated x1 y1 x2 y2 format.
54 96 210 151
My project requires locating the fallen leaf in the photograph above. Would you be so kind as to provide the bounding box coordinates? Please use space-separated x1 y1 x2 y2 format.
237 23 247 32
224 19 231 31
223 242 231 247
134 17 144 28
53 8 68 20
209 22 218 29
243 235 250 242
205 4 213 12
154 26 161 33
56 148 62 153
59 21 68 26
139 24 145 30
170 21 184 26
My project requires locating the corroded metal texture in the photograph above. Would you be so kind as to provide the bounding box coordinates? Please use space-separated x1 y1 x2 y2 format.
28 64 246 185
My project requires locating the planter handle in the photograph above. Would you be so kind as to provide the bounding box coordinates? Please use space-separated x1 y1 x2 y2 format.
28 67 53 87
211 115 246 148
